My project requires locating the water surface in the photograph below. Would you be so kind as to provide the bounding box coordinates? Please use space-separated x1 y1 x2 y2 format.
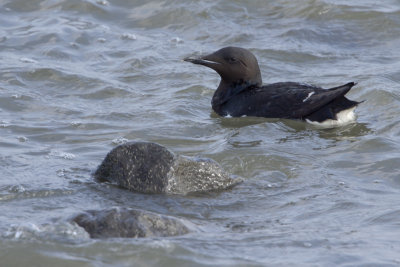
1 0 400 266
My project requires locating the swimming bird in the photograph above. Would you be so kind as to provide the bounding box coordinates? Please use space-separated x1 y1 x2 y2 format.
184 47 362 126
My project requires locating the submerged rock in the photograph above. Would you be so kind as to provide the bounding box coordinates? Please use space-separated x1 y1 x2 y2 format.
95 141 242 194
72 207 189 238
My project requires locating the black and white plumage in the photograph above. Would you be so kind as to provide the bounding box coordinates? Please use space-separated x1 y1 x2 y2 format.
184 47 362 126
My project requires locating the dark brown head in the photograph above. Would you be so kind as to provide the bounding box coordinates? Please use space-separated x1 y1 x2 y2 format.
184 47 262 107
184 46 262 86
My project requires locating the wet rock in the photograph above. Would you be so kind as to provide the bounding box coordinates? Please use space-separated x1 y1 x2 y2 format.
72 207 189 238
95 141 242 194
95 142 173 193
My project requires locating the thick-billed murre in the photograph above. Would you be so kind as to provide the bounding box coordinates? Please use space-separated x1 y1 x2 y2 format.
184 47 362 126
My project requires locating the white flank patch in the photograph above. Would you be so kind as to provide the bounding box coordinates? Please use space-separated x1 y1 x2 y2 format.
302 91 315 102
306 107 357 128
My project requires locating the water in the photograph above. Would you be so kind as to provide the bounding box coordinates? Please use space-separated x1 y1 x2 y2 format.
1 0 400 266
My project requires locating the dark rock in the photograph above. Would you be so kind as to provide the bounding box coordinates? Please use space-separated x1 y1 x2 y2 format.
95 142 242 194
95 142 174 193
72 207 190 238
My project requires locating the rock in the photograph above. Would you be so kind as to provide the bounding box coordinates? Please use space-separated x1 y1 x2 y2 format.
72 207 189 238
95 142 174 193
94 141 242 194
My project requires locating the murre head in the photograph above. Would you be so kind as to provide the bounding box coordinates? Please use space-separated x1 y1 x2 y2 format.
184 47 262 87
184 47 262 109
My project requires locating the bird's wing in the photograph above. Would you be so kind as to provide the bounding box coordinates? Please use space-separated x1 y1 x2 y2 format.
250 82 355 118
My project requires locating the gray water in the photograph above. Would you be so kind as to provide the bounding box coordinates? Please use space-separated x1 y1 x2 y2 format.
1 0 400 266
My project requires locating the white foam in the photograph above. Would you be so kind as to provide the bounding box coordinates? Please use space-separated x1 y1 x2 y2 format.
121 33 137 40
112 137 129 145
306 107 357 128
19 57 37 63
17 136 28 142
4 222 90 241
96 0 109 5
171 37 184 43
48 150 76 160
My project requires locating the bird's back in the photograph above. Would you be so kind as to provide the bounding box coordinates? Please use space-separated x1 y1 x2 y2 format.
215 82 358 120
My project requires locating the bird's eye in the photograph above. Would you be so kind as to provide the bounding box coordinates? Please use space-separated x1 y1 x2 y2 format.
227 57 237 63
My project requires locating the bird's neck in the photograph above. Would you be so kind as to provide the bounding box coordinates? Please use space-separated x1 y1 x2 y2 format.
212 79 259 112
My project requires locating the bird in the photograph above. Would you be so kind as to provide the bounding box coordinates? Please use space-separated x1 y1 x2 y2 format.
184 46 362 127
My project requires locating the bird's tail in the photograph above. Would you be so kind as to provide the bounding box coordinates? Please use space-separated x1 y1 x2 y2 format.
327 82 356 92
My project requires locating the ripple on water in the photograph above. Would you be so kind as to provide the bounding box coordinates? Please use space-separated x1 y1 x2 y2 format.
364 209 400 227
0 95 31 112
19 68 103 90
0 187 76 202
3 221 90 242
76 86 131 100
1 0 400 266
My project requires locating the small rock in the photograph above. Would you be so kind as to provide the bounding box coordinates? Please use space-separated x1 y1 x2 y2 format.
72 207 189 238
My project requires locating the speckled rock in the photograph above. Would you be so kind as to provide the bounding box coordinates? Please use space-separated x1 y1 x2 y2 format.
95 142 242 194
72 207 189 238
